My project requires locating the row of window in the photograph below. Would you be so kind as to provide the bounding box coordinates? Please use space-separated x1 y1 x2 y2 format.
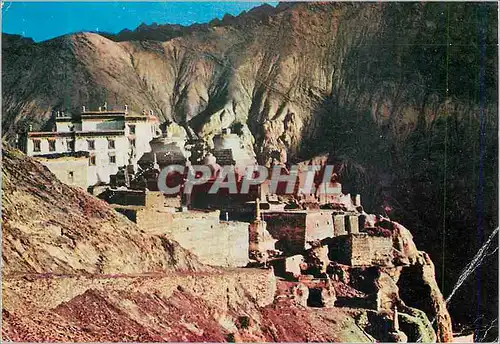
88 154 115 166
32 138 135 152
87 139 135 150
33 139 56 152
32 140 117 166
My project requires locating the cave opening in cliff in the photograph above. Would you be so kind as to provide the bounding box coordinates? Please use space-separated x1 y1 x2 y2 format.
307 287 324 307
349 266 380 294
397 266 433 317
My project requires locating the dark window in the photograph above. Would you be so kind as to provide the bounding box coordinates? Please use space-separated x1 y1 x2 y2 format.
108 139 115 149
109 155 116 164
33 140 41 152
87 140 95 150
129 125 136 134
48 140 56 152
89 155 96 166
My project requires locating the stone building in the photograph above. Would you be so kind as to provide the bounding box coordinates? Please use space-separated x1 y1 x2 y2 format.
33 152 89 189
108 189 249 267
261 209 363 254
24 105 161 187
332 233 393 267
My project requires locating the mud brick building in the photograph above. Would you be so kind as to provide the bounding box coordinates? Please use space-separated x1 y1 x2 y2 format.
33 152 90 189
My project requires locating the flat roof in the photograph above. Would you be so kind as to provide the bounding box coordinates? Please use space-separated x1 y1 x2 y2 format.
32 151 89 159
82 110 126 115
28 130 125 138
55 117 73 122
55 112 156 122
28 132 74 138
81 114 125 121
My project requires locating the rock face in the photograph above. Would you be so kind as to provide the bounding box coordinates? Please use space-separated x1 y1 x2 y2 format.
396 252 454 343
2 146 205 275
3 3 495 159
378 221 453 342
369 220 453 342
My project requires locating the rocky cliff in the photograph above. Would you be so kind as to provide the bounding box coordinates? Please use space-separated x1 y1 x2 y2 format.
2 3 496 156
2 1 497 340
2 146 205 275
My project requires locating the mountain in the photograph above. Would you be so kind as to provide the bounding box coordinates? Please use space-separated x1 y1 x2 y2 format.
2 2 498 340
2 3 496 156
1 34 35 50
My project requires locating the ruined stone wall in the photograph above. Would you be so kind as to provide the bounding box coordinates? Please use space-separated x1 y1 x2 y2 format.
304 211 335 243
3 268 277 315
349 233 393 267
169 210 220 232
262 210 370 254
166 215 249 267
144 191 181 208
222 222 250 267
144 191 167 208
136 208 174 232
164 195 182 208
262 211 371 253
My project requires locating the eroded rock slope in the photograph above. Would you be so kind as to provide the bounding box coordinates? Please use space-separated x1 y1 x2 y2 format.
2 146 205 275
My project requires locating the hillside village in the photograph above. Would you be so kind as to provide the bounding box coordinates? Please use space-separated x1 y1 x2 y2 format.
10 104 455 342
2 1 497 341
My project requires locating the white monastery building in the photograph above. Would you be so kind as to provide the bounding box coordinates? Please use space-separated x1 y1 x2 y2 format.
25 104 161 188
